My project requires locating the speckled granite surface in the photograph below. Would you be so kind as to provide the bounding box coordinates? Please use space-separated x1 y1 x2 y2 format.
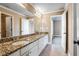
0 33 47 56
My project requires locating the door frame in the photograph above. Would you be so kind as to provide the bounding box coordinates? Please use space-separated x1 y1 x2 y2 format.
65 4 77 56
66 11 68 54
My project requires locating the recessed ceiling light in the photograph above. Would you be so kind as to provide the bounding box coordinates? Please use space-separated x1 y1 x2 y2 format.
35 6 44 14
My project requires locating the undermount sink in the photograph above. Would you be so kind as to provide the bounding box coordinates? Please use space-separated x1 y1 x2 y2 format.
12 41 29 46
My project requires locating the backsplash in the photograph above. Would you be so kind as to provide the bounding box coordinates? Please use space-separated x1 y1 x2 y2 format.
0 32 48 43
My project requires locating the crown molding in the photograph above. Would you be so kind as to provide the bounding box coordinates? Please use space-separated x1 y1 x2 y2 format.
0 5 26 17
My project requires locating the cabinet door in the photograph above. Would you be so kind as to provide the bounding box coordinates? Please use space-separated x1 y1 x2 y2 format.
9 50 20 56
38 38 44 54
38 35 48 55
43 35 48 46
34 40 39 46
29 45 39 56
29 42 34 49
21 45 29 55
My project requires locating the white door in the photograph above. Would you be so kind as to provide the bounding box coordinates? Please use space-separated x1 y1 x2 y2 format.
61 13 66 52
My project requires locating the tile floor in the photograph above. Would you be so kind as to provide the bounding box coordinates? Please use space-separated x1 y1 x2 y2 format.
40 36 66 56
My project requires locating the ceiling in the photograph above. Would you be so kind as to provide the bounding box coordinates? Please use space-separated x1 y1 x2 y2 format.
31 3 66 14
0 3 66 16
0 3 34 16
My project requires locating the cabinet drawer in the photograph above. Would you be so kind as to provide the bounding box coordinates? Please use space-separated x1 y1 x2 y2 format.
22 52 29 56
21 45 29 55
9 50 20 56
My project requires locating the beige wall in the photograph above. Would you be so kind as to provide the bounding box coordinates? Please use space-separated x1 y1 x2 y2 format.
41 11 64 43
34 16 41 32
67 4 74 55
41 14 50 32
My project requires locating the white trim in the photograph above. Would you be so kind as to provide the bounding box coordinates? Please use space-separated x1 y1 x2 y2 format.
1 11 13 17
67 52 71 56
53 35 61 36
50 15 62 18
0 5 25 17
62 4 69 15
49 15 54 44
64 3 69 11
43 9 64 14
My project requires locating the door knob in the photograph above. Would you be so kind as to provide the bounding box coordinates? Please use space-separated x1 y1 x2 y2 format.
74 40 79 45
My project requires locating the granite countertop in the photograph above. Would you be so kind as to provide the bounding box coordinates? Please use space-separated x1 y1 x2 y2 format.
0 34 47 56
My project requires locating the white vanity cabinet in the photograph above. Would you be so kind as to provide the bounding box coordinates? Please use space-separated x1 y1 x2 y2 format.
9 35 48 56
21 40 39 56
38 35 48 55
21 41 35 56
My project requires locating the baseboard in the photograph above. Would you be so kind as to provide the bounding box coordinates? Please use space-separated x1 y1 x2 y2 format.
53 35 61 37
66 51 72 56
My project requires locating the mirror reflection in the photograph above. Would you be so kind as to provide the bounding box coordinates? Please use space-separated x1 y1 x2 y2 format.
1 13 13 38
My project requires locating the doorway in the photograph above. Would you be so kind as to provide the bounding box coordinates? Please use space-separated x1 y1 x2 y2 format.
51 15 62 47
